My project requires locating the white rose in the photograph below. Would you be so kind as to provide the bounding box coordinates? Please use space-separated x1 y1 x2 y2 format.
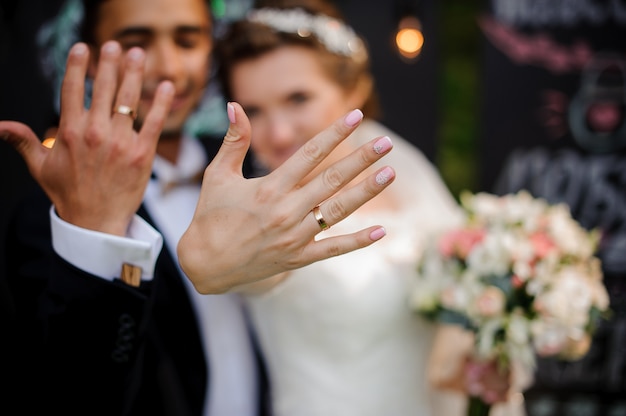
531 321 568 356
507 312 530 345
411 281 440 312
466 232 511 276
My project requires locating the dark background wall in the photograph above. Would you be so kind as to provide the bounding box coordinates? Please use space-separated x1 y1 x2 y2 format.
1 0 65 283
337 0 441 163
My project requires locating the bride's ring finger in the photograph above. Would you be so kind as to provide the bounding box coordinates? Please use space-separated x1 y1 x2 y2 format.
306 165 396 235
312 205 330 232
307 199 343 235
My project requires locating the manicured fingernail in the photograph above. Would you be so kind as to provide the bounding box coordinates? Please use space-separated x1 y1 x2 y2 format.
370 227 386 241
344 109 363 127
373 136 392 154
227 102 236 124
127 47 143 61
160 80 174 95
375 167 395 185
71 43 88 56
102 41 120 54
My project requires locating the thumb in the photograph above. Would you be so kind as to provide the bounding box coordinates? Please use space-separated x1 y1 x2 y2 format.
208 102 252 177
0 121 49 179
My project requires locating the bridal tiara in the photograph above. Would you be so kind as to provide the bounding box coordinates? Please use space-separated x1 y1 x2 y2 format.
246 8 367 60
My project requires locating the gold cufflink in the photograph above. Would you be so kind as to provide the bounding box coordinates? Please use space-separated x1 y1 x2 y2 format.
121 263 142 287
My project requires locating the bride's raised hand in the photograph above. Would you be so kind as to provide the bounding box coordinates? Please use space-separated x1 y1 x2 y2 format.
178 102 395 293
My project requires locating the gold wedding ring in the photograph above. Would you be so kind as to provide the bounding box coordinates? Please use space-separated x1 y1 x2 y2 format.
112 105 137 120
313 205 330 231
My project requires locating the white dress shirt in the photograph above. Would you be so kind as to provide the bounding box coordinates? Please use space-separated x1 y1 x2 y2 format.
50 136 258 416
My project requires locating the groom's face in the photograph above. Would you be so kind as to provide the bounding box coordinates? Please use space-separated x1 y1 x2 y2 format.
89 0 213 135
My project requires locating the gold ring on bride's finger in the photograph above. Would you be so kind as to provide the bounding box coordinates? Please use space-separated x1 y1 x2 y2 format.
112 105 137 120
313 205 330 231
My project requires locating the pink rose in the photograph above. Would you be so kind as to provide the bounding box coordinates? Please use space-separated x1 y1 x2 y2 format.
529 232 556 259
511 274 525 289
438 228 486 259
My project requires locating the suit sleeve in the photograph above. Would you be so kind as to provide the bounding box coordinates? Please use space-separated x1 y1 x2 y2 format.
3 185 160 415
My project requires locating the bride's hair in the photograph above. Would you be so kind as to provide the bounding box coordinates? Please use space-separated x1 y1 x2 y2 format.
214 0 380 119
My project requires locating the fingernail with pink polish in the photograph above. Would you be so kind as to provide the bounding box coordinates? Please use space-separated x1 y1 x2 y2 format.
127 48 143 61
102 41 119 54
160 81 175 95
375 167 395 185
72 43 88 56
227 102 236 124
373 136 392 154
370 227 386 241
344 109 363 127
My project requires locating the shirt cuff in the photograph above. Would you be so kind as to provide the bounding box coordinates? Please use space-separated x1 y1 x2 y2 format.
50 206 163 281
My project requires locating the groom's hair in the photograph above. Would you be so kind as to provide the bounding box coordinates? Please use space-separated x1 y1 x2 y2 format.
78 0 214 45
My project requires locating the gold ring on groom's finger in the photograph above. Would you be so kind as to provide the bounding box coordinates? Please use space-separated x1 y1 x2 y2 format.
112 105 137 121
313 205 330 231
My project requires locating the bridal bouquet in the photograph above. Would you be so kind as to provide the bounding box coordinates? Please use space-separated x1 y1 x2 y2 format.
411 190 610 415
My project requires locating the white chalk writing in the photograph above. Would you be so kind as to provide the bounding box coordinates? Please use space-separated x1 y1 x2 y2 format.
492 0 626 27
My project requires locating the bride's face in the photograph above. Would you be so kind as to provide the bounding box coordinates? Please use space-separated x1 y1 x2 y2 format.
229 45 358 172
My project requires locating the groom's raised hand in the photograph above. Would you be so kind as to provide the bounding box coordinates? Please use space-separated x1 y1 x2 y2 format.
0 41 174 236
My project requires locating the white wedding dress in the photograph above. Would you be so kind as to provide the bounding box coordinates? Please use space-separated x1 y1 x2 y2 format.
244 120 465 416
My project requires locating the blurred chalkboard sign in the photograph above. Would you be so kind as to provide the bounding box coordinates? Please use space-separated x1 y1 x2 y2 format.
480 1 626 415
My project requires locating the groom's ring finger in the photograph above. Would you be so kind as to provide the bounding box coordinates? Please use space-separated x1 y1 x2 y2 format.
112 47 145 125
112 105 137 121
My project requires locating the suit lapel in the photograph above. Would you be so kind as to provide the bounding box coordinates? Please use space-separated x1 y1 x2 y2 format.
135 203 208 416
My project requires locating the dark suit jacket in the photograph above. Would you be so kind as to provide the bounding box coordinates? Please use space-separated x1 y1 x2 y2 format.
1 137 268 416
